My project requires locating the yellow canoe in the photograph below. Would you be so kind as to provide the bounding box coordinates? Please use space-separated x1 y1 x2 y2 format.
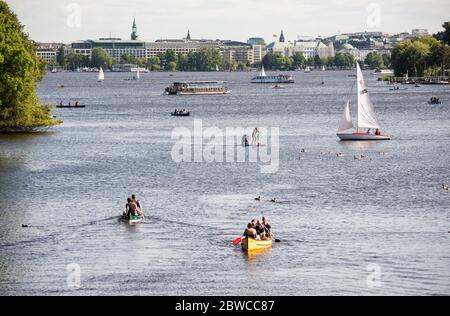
241 237 272 251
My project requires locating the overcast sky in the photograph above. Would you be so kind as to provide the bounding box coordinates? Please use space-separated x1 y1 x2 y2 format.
6 0 450 43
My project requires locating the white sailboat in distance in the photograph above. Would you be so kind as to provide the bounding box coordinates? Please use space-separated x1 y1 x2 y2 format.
337 63 390 141
98 67 105 82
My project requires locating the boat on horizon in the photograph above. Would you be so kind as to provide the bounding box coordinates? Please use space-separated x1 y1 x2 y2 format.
164 81 230 95
97 67 105 82
251 65 294 84
337 63 391 141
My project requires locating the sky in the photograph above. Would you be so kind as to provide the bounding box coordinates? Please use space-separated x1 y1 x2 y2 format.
6 0 450 43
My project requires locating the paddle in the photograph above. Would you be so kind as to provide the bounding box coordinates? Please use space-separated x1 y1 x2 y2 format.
233 236 245 246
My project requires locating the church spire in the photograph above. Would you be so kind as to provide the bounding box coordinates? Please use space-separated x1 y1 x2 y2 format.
279 29 285 42
186 29 191 41
131 18 138 40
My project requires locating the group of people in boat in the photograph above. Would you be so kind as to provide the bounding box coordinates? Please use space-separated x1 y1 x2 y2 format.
365 128 382 136
173 108 189 115
123 195 144 218
430 97 441 104
59 101 80 107
243 216 273 240
242 128 261 146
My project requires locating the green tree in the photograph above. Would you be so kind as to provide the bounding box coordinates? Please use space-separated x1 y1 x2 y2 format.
364 52 385 69
91 47 112 69
333 53 355 68
391 37 436 77
168 61 177 71
159 50 177 70
382 54 391 68
0 1 61 131
65 53 88 71
291 53 306 69
56 45 65 67
146 57 161 71
433 22 450 45
314 54 321 67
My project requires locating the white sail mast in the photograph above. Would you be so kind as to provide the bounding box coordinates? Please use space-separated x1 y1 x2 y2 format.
356 63 380 130
337 101 353 132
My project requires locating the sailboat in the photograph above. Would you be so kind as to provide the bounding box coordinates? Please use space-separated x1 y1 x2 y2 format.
336 63 390 141
216 64 219 72
251 65 294 83
98 67 105 82
133 69 140 80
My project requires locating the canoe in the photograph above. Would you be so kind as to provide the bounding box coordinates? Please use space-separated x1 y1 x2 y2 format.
241 237 272 251
56 105 86 108
171 112 190 116
120 214 144 224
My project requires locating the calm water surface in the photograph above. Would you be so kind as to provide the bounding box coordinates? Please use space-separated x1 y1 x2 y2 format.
0 70 449 295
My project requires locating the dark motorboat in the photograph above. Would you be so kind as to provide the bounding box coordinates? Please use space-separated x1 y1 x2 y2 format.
171 111 190 116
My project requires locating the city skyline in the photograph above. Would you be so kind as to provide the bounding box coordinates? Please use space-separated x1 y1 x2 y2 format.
7 0 450 43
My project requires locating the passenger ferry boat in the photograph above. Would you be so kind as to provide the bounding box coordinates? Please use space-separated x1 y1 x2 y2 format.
250 66 294 84
164 81 230 95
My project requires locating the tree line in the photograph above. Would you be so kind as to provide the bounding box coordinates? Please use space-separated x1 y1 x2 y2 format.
0 1 61 131
391 22 450 77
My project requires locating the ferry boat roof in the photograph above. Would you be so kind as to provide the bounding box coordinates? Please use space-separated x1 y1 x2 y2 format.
172 81 227 84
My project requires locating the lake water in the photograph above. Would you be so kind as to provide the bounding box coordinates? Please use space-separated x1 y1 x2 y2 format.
0 70 449 295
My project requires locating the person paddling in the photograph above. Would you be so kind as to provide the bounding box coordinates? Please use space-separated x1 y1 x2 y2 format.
124 198 138 219
132 194 144 217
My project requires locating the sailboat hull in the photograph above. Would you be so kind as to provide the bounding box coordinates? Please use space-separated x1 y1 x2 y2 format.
337 133 390 141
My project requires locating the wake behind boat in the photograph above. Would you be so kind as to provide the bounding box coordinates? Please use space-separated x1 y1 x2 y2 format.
337 63 390 141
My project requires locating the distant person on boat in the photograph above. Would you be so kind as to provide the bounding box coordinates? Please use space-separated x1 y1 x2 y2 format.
375 128 381 136
75 101 78 106
244 223 257 239
68 102 71 106
131 194 143 216
242 134 250 146
262 216 272 238
124 198 138 218
59 101 63 106
255 220 268 239
252 128 260 146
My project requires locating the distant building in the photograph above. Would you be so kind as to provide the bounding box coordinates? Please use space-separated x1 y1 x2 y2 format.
293 41 335 60
36 43 62 66
131 18 138 40
221 41 254 64
252 44 267 63
338 43 360 61
279 30 286 43
412 29 429 36
71 38 146 62
146 32 222 58
247 37 265 45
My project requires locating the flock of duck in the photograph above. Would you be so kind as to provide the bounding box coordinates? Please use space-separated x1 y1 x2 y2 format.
298 147 386 161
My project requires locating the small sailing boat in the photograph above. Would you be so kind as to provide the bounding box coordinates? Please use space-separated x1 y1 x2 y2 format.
336 63 390 141
216 64 219 72
260 65 266 77
98 67 105 82
51 67 57 73
134 70 140 80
